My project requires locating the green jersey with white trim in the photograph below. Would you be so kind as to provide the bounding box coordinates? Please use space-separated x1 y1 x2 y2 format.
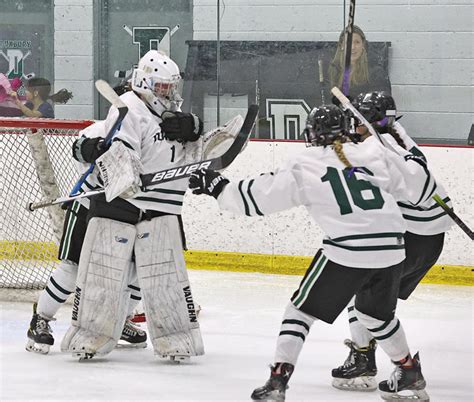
217 137 432 269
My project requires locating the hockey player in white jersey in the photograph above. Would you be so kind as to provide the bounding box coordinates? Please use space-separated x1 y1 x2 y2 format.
331 91 452 399
60 50 205 361
189 105 431 401
26 119 147 355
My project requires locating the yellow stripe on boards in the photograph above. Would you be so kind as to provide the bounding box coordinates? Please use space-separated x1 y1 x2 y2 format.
0 241 59 261
1 242 472 286
184 250 473 287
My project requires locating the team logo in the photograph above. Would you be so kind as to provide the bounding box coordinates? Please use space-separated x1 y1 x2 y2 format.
150 160 212 184
72 286 81 321
183 286 197 323
266 99 312 140
114 236 128 243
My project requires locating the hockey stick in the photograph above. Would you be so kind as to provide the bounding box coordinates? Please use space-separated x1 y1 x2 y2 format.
27 80 128 212
27 105 259 210
140 104 259 186
68 80 129 196
318 58 326 104
27 189 106 211
432 194 474 240
333 86 473 240
342 0 356 95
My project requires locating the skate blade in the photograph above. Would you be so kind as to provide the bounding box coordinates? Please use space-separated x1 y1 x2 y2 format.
115 341 147 349
73 352 95 361
156 354 190 363
380 389 430 401
332 376 377 392
25 339 51 355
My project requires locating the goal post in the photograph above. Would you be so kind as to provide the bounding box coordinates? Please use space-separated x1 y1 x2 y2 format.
0 117 93 299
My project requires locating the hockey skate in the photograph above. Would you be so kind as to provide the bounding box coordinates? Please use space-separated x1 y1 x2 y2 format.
26 303 55 354
379 352 429 401
251 363 294 401
332 338 378 391
116 318 147 349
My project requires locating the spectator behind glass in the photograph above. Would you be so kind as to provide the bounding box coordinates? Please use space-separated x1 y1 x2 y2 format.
328 25 391 98
0 74 23 117
11 77 73 118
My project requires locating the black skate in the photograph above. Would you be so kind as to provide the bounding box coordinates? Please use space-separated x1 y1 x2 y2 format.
251 362 294 401
116 318 147 349
332 339 377 391
25 303 54 354
379 352 429 401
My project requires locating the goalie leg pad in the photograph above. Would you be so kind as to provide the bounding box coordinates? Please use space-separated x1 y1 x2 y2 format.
61 217 136 358
135 215 204 359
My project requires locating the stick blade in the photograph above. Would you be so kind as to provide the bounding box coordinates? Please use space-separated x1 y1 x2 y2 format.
95 79 127 110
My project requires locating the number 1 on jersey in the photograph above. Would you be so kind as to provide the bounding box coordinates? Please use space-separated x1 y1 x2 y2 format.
170 145 176 162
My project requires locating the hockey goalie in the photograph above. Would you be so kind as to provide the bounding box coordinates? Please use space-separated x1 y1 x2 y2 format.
60 50 247 361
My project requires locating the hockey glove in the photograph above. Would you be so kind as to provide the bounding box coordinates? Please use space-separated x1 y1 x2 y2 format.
189 168 229 199
160 111 204 143
72 136 106 163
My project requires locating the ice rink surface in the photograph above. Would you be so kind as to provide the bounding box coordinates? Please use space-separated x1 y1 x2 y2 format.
1 270 472 401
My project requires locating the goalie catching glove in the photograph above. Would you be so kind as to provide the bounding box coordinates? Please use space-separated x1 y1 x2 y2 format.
189 168 229 199
160 111 203 142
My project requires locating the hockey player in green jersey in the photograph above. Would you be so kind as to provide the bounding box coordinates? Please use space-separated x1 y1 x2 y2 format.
189 104 431 401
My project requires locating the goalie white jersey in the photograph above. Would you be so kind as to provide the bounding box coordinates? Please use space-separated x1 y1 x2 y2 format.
217 137 433 269
76 91 188 215
388 122 453 236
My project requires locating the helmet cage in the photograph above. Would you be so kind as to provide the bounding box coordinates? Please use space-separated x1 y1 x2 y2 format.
131 50 181 111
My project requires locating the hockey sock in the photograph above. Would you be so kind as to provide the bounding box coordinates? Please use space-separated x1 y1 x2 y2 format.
355 309 410 362
127 281 141 317
347 297 373 348
274 302 316 365
37 260 77 320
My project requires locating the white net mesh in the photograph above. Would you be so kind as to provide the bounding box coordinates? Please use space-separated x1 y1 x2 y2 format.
0 118 93 296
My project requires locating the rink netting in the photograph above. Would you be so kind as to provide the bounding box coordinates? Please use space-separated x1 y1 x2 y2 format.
0 119 90 295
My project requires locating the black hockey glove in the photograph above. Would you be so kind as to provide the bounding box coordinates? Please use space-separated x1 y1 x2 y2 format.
72 136 106 163
160 111 203 143
189 168 229 199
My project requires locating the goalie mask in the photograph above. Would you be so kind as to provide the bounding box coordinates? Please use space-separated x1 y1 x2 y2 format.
303 105 349 147
352 91 397 129
131 50 182 113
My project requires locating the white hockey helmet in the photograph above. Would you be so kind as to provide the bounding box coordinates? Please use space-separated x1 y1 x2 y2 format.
131 50 182 112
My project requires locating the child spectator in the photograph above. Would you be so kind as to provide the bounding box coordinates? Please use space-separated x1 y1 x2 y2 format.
11 77 73 118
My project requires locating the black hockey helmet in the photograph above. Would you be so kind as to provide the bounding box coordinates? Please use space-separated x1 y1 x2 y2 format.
352 91 396 127
303 105 349 146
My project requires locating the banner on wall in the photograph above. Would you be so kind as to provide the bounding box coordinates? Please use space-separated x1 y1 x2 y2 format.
114 25 173 80
0 25 44 96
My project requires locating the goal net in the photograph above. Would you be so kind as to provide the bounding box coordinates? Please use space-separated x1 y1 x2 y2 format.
0 117 93 300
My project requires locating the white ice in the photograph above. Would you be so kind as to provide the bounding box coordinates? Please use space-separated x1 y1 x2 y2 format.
1 270 472 401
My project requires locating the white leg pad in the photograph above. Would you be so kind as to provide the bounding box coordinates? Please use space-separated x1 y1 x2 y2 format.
135 216 204 359
61 217 136 358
